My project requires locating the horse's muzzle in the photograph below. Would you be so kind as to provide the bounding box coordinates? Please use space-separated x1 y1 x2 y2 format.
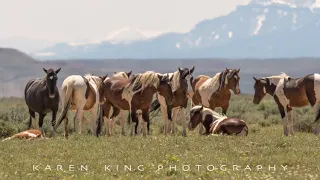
235 89 241 95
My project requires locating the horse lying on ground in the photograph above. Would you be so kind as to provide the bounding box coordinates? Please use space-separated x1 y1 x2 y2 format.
188 106 248 136
2 129 42 142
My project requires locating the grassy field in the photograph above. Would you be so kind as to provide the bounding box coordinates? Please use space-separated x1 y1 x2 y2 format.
1 95 320 179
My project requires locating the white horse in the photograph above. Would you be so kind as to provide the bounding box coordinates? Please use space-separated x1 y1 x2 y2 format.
54 74 108 137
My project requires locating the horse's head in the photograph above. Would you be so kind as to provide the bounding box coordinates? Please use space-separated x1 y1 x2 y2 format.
225 68 241 95
188 105 204 131
43 68 61 98
157 74 174 105
97 74 109 104
253 77 270 104
178 66 195 90
178 66 195 81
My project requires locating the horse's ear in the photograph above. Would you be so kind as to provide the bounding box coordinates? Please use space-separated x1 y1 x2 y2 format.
126 71 132 77
43 68 48 73
101 74 108 80
237 68 240 73
55 68 61 74
253 77 258 82
178 67 183 72
114 72 117 74
190 66 195 74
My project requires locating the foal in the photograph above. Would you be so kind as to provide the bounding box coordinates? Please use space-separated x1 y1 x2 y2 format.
25 68 61 136
188 106 248 136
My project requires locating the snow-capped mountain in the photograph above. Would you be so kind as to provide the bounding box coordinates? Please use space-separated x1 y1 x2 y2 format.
35 0 320 59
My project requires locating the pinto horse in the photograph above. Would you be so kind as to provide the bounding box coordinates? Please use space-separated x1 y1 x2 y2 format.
188 106 248 135
54 74 108 137
253 73 320 136
149 66 195 136
102 71 132 136
190 68 241 134
25 68 61 136
95 71 174 136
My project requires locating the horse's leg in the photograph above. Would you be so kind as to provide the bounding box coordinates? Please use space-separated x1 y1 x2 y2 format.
39 113 47 137
90 106 98 135
102 103 111 136
141 109 149 136
171 108 179 134
180 107 187 137
76 109 85 134
118 110 126 136
28 108 36 129
130 107 138 136
51 106 58 137
160 105 169 135
280 107 288 136
109 107 120 136
73 109 79 133
287 108 294 135
64 113 69 138
222 104 229 115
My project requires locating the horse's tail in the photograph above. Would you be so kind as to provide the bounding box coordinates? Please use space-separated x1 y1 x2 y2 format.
127 112 131 125
314 107 320 123
54 83 73 130
150 99 160 113
95 105 104 137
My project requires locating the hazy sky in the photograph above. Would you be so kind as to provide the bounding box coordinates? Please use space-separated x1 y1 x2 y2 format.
0 0 250 43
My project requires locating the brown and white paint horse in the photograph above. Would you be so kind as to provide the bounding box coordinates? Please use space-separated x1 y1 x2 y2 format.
150 67 195 136
102 71 132 136
54 74 108 137
188 106 248 136
190 68 241 134
96 71 174 136
253 73 320 136
2 129 42 142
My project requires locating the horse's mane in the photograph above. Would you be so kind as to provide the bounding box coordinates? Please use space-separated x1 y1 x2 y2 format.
263 72 290 86
113 72 129 79
122 71 160 102
190 105 227 122
84 74 104 88
169 70 182 92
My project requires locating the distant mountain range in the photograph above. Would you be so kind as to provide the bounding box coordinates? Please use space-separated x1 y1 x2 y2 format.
34 0 320 59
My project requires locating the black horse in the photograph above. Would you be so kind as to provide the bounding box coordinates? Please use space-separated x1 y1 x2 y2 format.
24 68 61 136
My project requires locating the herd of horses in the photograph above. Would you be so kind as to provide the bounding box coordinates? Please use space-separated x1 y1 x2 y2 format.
19 66 320 140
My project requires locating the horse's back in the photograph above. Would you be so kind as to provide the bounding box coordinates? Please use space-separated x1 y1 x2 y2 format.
192 75 210 92
220 118 247 135
24 78 43 101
